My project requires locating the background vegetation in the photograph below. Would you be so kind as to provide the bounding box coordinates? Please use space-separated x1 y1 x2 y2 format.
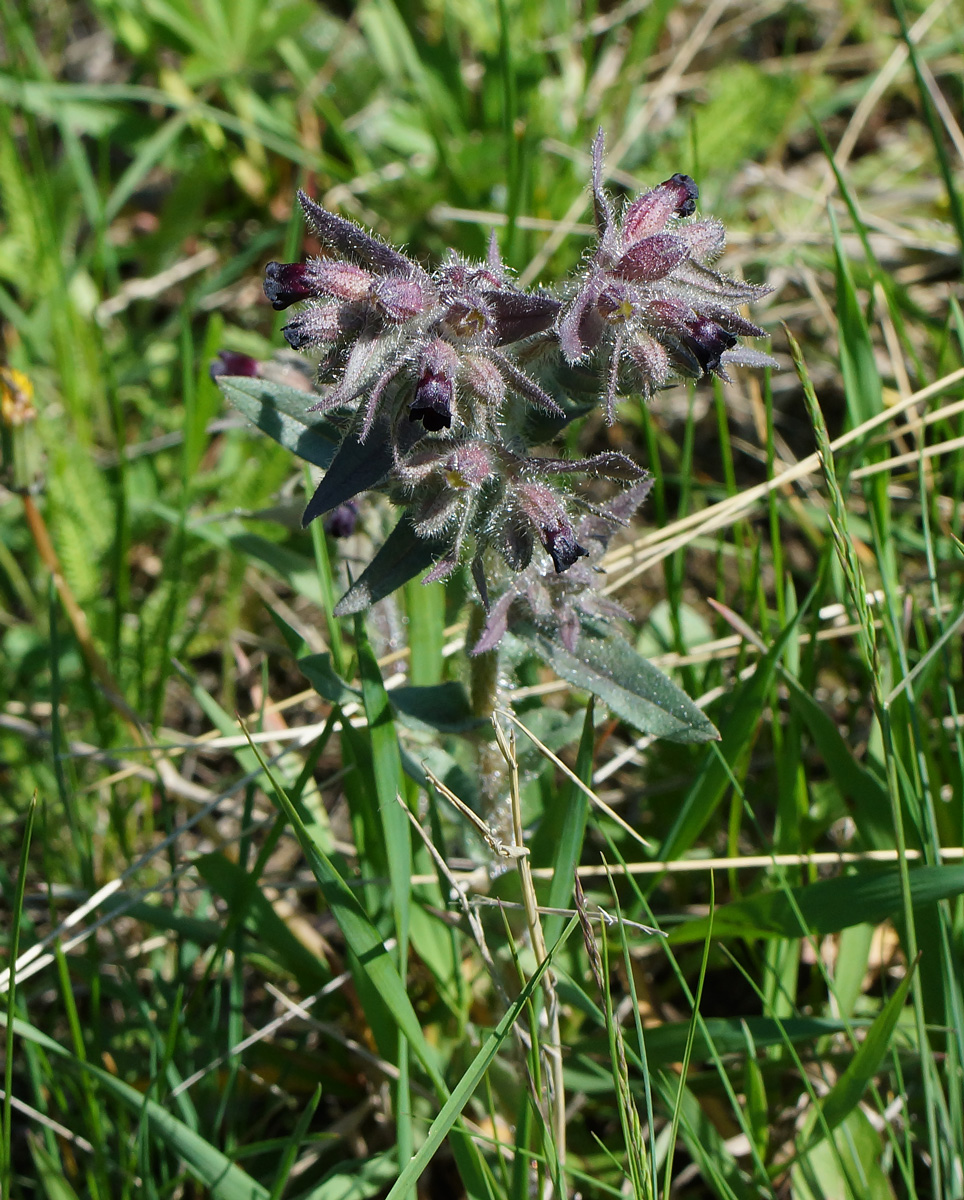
2 0 963 1197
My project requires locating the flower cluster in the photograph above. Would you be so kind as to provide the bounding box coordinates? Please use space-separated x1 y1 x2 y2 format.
559 130 776 420
252 132 774 646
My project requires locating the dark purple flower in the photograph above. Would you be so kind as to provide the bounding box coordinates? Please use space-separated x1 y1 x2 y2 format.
210 350 260 379
324 500 359 538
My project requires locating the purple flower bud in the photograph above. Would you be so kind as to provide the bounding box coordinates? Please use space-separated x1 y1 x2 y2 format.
514 483 588 573
209 351 260 379
313 261 373 301
542 520 588 573
324 500 359 538
264 262 322 310
677 218 726 264
614 233 689 283
410 339 458 431
445 442 494 488
622 174 699 243
625 334 671 395
459 354 506 408
372 275 431 322
486 290 561 345
281 303 358 351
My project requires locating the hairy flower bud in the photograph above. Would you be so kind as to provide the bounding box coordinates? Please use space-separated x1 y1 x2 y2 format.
410 338 459 431
487 290 561 345
678 218 726 264
614 233 689 282
513 482 587 573
282 303 359 351
681 316 737 373
372 274 432 322
445 441 494 488
622 174 699 243
460 353 506 409
264 261 327 310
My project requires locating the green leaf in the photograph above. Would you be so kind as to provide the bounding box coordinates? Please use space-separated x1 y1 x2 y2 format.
334 515 448 616
216 375 340 469
302 421 396 526
299 1152 398 1200
659 612 800 860
569 1015 855 1078
381 920 577 1200
668 865 964 944
804 957 917 1154
4 1016 269 1200
390 681 481 732
194 853 330 992
298 652 358 706
247 749 491 1200
513 623 718 744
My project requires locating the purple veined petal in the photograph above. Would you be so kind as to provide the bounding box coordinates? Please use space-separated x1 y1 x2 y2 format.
682 316 738 374
622 174 699 242
409 337 459 431
409 378 454 431
298 191 415 276
614 233 689 282
542 520 589 573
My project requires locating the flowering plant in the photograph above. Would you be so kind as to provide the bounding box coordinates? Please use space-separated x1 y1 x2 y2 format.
216 132 775 742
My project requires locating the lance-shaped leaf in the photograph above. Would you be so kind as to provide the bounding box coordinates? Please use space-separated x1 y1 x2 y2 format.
514 621 719 744
217 375 340 469
334 514 450 616
302 418 398 527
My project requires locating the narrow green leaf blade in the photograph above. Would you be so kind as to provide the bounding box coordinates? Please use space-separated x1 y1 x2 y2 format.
668 865 964 944
804 957 918 1153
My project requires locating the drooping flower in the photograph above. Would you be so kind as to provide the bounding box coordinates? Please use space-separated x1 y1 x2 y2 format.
473 477 655 655
558 130 777 421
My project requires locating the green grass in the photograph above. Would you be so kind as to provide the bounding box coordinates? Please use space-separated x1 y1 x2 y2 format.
2 1 964 1198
